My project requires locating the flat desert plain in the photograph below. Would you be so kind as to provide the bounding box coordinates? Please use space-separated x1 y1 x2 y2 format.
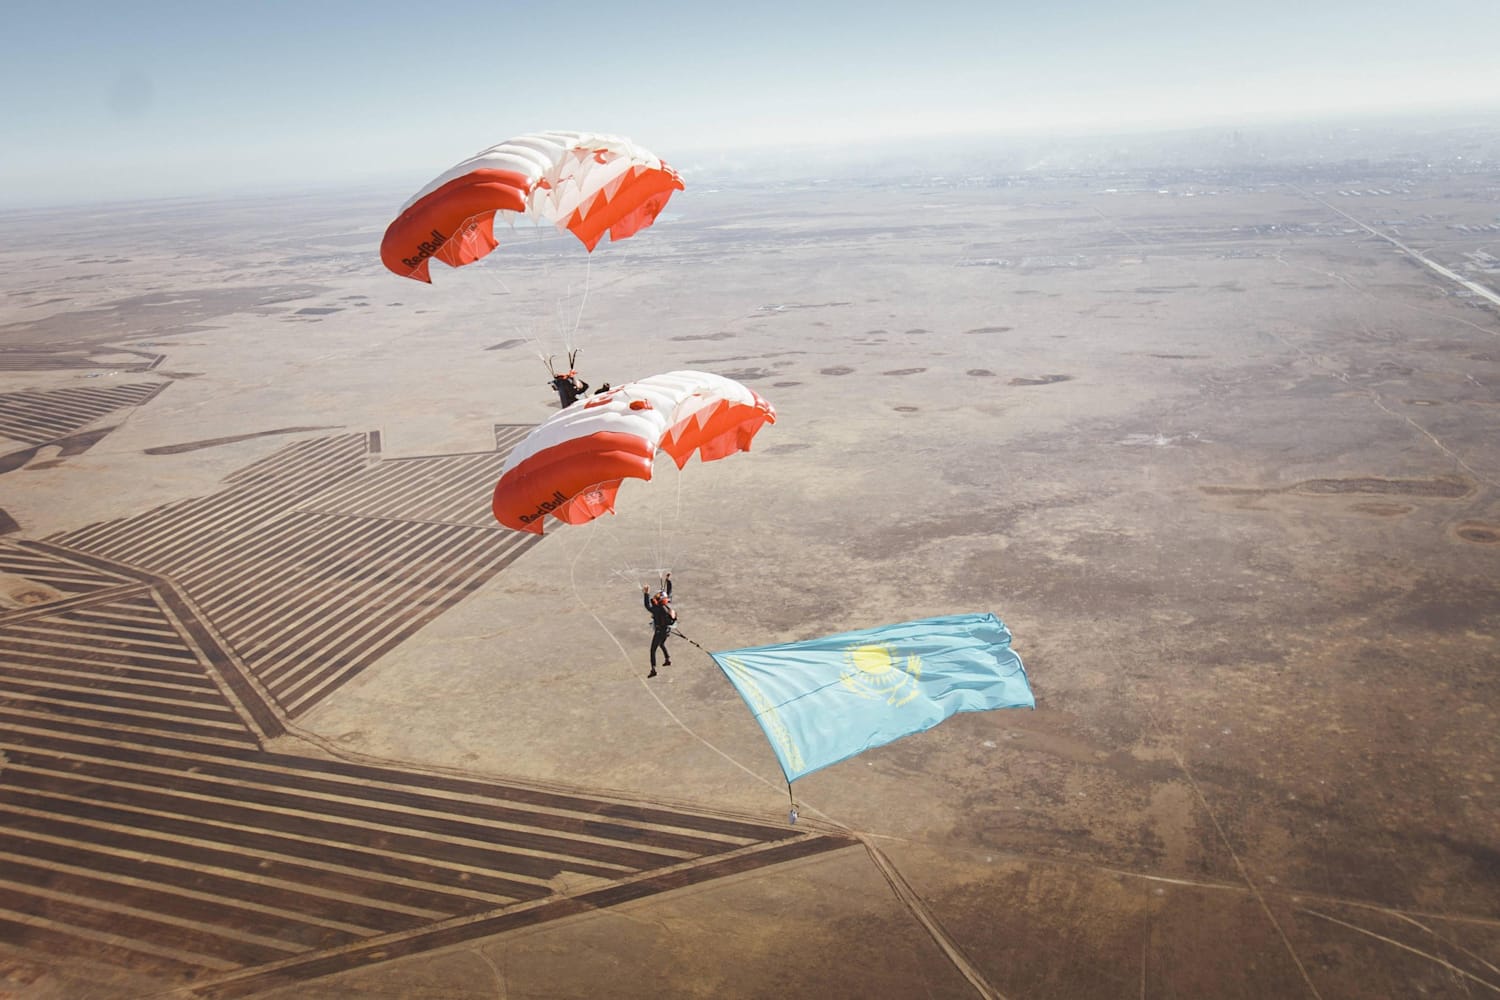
0 161 1498 998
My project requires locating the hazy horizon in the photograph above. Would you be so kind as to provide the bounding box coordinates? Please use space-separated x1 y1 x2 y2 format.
4 0 1500 208
1 106 1497 216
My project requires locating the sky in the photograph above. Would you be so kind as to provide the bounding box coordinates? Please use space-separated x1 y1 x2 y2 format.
3 0 1499 208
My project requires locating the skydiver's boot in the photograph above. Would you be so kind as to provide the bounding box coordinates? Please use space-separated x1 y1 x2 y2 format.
647 666 657 678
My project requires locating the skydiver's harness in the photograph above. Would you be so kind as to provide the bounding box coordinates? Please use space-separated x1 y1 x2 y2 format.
544 349 582 382
545 350 588 406
647 582 676 632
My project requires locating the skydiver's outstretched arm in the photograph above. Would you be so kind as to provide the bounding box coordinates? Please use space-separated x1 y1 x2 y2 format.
663 573 672 600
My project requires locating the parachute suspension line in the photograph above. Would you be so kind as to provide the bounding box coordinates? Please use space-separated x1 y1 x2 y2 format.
483 213 515 297
568 251 593 344
509 216 577 365
651 463 683 595
564 521 785 802
524 332 551 368
480 220 547 360
674 458 685 527
553 288 571 352
671 464 686 588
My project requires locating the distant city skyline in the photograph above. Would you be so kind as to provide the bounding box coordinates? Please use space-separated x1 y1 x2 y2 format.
3 0 1499 208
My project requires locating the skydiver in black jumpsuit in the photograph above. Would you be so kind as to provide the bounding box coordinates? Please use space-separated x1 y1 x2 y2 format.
550 371 589 408
643 573 675 678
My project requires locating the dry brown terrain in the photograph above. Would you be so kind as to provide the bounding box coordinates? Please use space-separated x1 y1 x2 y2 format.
1 161 1498 998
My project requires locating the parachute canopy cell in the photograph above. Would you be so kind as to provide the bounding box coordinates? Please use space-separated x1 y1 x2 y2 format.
492 371 776 534
381 131 684 282
710 613 1034 783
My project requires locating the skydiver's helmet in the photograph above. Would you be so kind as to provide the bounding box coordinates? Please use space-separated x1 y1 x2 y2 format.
653 591 669 605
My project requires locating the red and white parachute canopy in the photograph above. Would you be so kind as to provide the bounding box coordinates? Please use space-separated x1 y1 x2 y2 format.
381 131 684 282
493 371 776 534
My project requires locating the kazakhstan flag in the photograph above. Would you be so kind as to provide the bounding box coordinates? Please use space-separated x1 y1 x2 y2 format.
711 612 1033 783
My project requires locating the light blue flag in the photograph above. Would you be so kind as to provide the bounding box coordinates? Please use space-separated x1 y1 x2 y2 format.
711 612 1033 782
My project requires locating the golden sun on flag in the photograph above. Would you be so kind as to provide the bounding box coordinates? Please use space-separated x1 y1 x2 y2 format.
840 644 922 706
